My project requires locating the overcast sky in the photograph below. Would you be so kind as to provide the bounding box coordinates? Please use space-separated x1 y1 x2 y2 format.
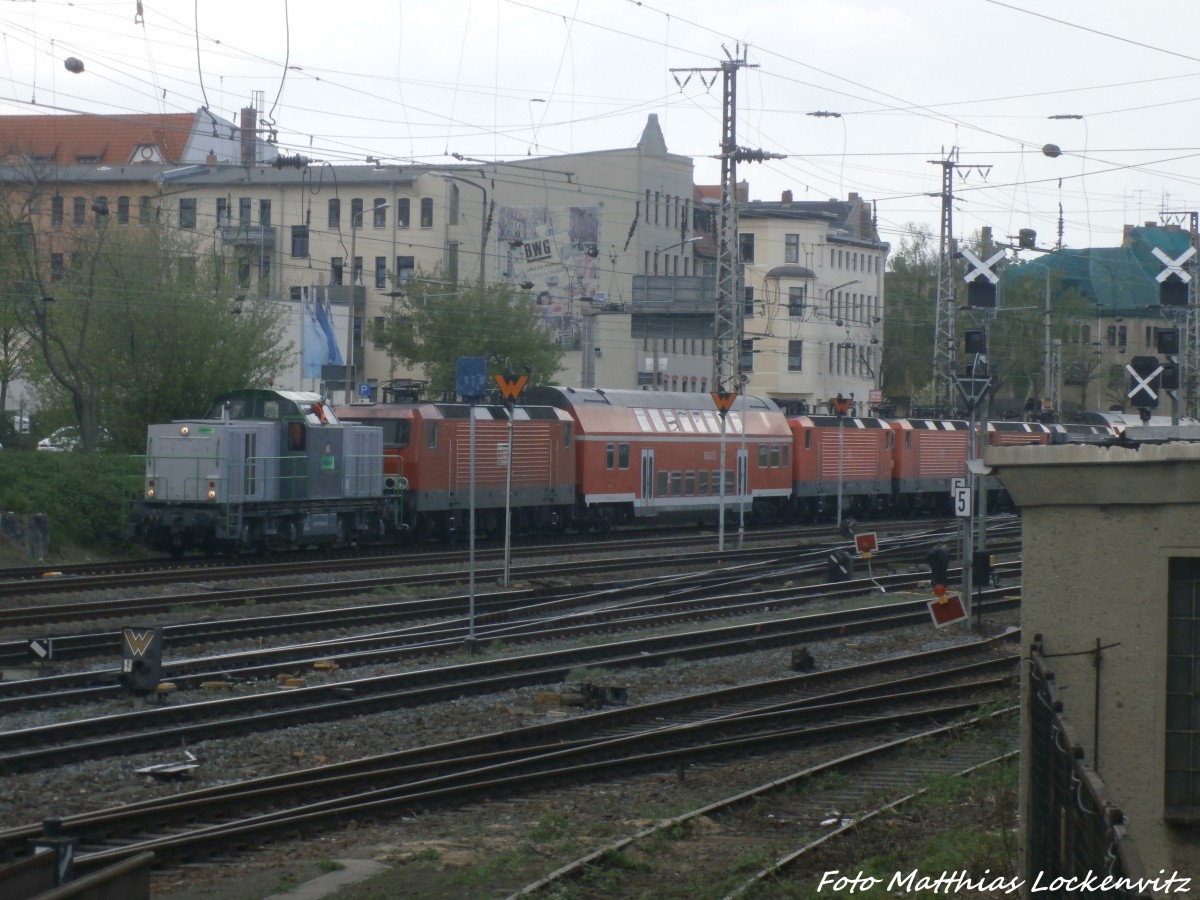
4 0 1200 257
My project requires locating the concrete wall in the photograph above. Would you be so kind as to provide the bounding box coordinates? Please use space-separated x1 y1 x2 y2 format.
987 440 1200 880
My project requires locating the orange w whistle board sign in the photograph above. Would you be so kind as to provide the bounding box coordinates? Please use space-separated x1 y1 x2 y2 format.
495 372 528 403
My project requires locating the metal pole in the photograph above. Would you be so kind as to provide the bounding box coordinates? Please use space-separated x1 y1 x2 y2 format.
345 219 358 406
963 402 976 631
738 390 747 547
502 409 513 587
1043 266 1051 419
718 412 727 551
836 412 845 530
468 399 477 648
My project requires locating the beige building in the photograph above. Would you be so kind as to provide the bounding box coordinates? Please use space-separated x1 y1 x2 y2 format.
0 108 701 400
988 435 1200 890
737 192 888 414
1 105 890 411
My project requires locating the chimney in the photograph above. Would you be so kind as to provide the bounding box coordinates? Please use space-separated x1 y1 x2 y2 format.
240 106 257 167
1122 224 1135 246
781 190 793 204
206 150 218 165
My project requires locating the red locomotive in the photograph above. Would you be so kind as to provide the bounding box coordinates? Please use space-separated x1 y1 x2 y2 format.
335 400 576 540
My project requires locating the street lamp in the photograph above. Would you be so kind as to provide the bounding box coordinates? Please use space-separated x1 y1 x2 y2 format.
653 236 701 275
430 173 491 283
345 201 389 405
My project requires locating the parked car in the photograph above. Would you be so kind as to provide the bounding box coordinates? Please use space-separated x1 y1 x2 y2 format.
36 426 111 452
37 427 82 452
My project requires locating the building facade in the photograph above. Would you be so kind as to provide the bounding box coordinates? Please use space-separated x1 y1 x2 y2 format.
738 192 888 415
988 436 1200 887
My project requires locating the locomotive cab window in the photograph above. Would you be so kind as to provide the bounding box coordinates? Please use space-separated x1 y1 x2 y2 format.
771 445 781 467
383 420 411 448
618 443 630 468
782 445 789 467
563 423 573 448
427 422 438 449
606 443 615 469
288 421 306 452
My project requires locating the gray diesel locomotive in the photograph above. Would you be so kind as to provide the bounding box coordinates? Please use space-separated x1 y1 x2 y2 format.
125 389 405 557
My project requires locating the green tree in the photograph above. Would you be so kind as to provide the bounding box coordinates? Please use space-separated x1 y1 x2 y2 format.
882 224 939 412
989 263 1097 416
2 172 291 451
371 275 564 395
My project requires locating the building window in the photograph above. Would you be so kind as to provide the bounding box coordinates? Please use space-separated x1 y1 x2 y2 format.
116 196 130 224
785 233 799 264
1107 325 1127 347
351 198 364 228
739 233 755 263
139 196 152 225
420 198 433 228
448 184 460 226
373 316 386 350
375 256 387 289
740 338 754 372
73 196 87 225
258 256 271 295
178 198 197 229
396 256 415 284
259 199 271 227
50 253 65 281
788 285 807 316
373 198 387 228
744 286 755 318
1167 557 1200 819
788 340 803 372
217 197 230 227
331 257 344 285
238 257 251 286
397 198 410 228
352 256 363 286
328 198 341 228
446 241 459 281
93 196 109 220
51 195 64 226
238 197 251 225
290 225 309 258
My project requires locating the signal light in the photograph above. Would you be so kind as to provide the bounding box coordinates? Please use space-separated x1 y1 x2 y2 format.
1157 328 1179 355
964 330 986 355
928 543 951 594
1160 274 1189 307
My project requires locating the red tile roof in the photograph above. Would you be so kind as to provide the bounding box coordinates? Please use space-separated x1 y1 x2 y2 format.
0 113 198 166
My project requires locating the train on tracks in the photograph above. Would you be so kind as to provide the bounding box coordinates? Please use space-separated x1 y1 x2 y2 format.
126 385 1117 556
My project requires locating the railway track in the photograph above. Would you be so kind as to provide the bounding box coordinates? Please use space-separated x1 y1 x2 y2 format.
0 585 1022 773
0 635 1019 872
0 516 1016 601
510 713 1018 898
0 529 1019 666
0 541 1022 710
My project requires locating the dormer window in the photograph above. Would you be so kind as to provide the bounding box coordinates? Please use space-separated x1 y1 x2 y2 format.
131 143 163 164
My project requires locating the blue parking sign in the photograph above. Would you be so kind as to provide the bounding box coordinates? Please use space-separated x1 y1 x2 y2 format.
359 382 371 398
456 357 487 400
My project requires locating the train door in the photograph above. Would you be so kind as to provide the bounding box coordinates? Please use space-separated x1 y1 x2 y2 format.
640 449 655 514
